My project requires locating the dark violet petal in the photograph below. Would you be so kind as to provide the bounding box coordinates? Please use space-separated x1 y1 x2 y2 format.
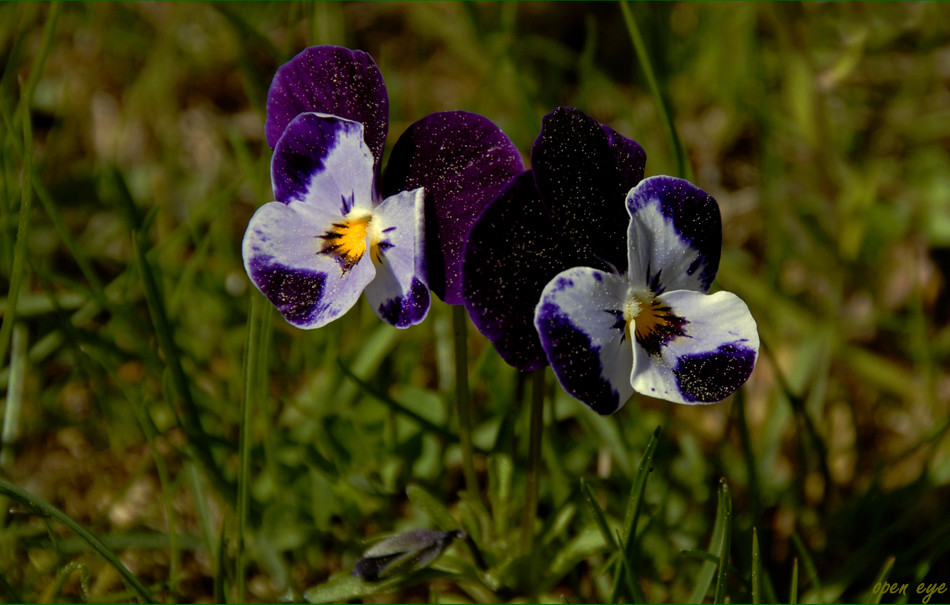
352 529 462 582
265 46 389 170
271 113 375 209
382 111 524 305
462 171 582 371
531 106 646 274
673 343 758 403
534 267 634 415
626 176 722 293
630 290 758 404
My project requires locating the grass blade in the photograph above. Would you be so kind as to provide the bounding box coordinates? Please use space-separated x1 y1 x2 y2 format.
751 526 761 604
0 477 156 603
790 557 799 605
688 477 727 603
863 555 896 605
108 166 234 503
579 478 618 552
618 0 692 181
713 479 733 604
610 425 662 603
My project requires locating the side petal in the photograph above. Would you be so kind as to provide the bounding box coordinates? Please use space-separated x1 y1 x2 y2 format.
271 113 376 212
531 106 646 274
626 176 722 294
265 45 389 170
629 290 758 404
382 111 524 305
242 201 375 329
363 188 430 328
462 171 582 371
535 267 635 415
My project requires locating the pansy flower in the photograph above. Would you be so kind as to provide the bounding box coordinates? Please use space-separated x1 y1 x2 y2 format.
534 176 759 414
463 106 646 369
243 46 522 328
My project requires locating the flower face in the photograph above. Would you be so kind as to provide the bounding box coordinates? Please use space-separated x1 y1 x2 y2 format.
534 176 759 414
463 107 645 370
244 46 522 328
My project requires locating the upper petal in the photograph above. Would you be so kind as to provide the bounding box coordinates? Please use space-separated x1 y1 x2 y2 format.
625 176 722 294
462 171 582 371
242 201 375 329
271 113 376 212
382 111 524 305
363 187 431 328
629 289 758 404
534 267 635 415
531 106 646 274
265 46 389 170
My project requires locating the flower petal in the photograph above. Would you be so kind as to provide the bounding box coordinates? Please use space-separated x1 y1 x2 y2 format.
271 113 376 214
463 171 581 371
535 267 635 415
363 188 430 327
265 46 389 170
243 201 375 328
382 111 524 305
531 106 646 274
629 289 758 404
626 176 722 294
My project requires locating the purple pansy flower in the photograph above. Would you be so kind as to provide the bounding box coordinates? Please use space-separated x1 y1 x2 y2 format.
463 106 646 370
243 46 522 328
534 176 759 414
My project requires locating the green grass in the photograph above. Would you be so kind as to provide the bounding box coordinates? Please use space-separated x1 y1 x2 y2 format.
2 2 950 602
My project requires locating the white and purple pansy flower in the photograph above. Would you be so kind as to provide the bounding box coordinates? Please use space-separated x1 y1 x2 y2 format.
534 176 759 414
243 46 522 328
463 106 646 370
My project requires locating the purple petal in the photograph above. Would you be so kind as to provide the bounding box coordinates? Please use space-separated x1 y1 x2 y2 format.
629 290 758 404
462 171 582 371
242 201 375 328
382 111 524 305
271 113 376 211
265 46 389 170
534 267 634 415
531 106 646 274
363 188 431 327
626 176 721 294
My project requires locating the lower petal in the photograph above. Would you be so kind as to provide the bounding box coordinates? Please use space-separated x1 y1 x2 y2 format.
243 201 374 328
363 188 430 327
535 267 634 415
629 289 758 404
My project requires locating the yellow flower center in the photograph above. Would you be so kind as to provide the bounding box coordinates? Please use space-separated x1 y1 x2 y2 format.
318 211 386 273
623 288 689 356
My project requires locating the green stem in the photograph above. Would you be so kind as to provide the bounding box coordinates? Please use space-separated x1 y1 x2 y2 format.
452 305 479 498
520 367 546 555
237 294 263 602
619 1 693 181
0 477 155 603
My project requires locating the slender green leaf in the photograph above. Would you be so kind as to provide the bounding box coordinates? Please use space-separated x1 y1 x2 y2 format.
0 477 155 603
579 478 618 551
863 555 896 605
714 479 733 604
407 483 460 531
752 526 761 604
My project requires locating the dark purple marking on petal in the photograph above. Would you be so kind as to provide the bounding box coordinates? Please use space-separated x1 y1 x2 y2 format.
673 343 757 403
340 192 355 215
535 302 624 415
383 111 524 305
271 113 365 205
377 278 430 328
463 172 588 371
531 106 646 274
248 259 327 327
634 300 690 357
266 46 389 169
629 176 722 291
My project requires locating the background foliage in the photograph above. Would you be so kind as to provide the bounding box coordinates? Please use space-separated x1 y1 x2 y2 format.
1 2 949 603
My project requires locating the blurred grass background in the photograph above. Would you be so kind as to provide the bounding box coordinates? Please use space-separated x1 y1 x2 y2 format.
1 1 949 602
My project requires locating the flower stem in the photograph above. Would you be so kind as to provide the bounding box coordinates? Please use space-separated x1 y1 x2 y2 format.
520 367 546 555
452 304 479 498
